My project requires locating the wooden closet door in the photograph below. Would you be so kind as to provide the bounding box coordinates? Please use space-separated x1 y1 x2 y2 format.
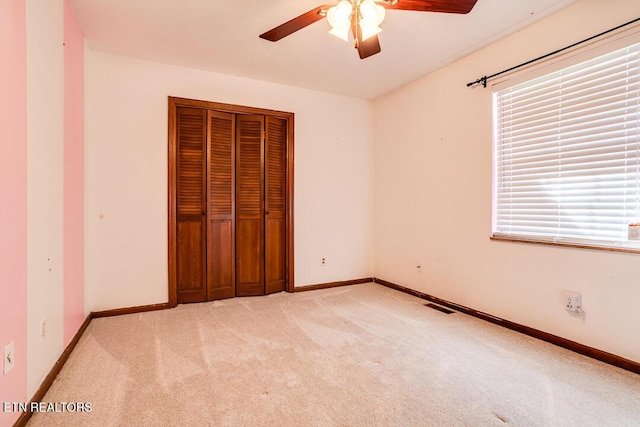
235 115 265 296
207 111 235 300
176 107 207 303
265 117 287 294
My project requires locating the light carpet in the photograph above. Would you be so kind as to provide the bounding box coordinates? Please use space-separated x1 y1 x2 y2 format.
28 283 640 426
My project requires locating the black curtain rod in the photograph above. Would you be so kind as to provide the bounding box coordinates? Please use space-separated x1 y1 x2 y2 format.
466 16 640 88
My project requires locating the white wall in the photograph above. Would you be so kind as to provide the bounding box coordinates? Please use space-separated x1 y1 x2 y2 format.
26 0 65 396
85 50 374 312
374 0 640 363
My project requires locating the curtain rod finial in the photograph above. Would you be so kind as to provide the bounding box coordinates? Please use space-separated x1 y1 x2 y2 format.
466 76 488 88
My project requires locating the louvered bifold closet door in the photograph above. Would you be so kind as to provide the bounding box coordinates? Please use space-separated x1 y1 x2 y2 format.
265 117 287 294
207 111 235 300
176 107 207 303
235 115 265 296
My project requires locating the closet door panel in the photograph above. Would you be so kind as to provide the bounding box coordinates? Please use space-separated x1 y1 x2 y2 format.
265 117 287 294
207 111 235 300
177 221 204 290
176 107 207 303
235 115 265 296
208 221 233 298
236 220 263 295
265 220 285 294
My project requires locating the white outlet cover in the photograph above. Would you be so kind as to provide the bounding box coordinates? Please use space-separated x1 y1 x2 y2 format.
565 292 583 312
4 341 15 374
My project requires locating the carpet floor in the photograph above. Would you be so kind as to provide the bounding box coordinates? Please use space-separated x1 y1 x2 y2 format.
28 283 640 426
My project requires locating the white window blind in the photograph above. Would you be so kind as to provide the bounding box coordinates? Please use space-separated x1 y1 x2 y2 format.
493 41 640 249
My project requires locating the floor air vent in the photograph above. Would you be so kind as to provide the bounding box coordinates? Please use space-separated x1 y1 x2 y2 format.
425 303 455 314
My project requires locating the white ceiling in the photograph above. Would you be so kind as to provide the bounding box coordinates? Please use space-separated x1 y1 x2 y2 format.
70 0 576 99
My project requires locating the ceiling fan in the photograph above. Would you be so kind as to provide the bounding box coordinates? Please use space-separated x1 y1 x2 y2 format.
259 0 479 60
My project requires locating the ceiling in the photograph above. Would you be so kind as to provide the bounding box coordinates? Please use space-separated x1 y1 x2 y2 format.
69 0 576 99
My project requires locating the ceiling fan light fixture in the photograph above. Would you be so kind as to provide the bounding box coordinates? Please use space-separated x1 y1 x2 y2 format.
329 26 350 41
327 1 352 28
327 0 353 41
359 0 380 20
360 1 385 27
360 23 382 41
358 0 385 42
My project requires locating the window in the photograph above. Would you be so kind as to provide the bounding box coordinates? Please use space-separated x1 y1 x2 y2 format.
493 39 640 251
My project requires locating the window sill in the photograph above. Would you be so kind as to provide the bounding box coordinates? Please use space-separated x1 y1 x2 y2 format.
490 235 640 255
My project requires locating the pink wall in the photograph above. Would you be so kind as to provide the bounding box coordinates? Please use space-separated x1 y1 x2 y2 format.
0 1 84 421
0 0 28 425
63 0 85 345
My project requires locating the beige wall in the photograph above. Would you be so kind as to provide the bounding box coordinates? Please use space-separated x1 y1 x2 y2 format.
373 0 640 363
26 0 65 396
85 50 374 312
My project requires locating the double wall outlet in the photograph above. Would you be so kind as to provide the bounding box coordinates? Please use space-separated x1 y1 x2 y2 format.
565 291 583 313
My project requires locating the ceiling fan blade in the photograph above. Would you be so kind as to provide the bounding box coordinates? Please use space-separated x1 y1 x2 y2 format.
260 4 334 41
384 0 478 14
351 16 382 59
356 36 382 59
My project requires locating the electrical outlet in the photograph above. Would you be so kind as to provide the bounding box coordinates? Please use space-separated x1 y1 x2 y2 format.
4 341 15 374
565 291 582 313
321 257 326 266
